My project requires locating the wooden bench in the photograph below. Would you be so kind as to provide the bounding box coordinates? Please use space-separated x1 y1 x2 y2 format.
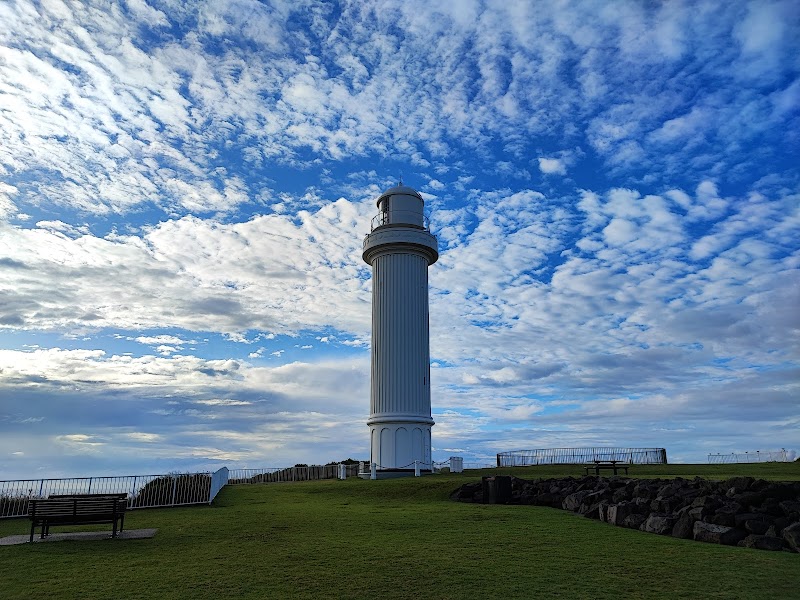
583 461 630 476
28 495 127 542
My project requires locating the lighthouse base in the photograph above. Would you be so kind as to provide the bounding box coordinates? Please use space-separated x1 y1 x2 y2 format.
368 421 432 471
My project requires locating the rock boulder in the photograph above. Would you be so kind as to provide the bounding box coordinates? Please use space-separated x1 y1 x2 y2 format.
642 514 677 535
449 474 800 553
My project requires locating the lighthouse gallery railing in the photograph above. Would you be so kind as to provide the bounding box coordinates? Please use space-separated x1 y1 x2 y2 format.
368 210 431 232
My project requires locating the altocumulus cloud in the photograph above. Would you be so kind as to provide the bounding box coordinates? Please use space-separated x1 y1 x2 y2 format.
0 0 798 477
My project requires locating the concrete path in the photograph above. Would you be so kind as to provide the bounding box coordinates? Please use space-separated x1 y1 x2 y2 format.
0 528 157 546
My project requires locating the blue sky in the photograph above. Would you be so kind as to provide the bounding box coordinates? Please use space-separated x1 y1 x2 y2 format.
0 0 798 479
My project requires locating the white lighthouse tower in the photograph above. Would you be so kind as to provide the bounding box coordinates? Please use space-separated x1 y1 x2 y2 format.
362 184 438 475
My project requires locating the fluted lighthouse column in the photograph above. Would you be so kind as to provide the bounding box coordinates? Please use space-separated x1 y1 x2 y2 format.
362 185 438 474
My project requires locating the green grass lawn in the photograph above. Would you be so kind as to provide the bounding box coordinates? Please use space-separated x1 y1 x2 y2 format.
1 463 798 599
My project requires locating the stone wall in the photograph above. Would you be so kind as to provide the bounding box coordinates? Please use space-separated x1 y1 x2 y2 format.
451 475 800 553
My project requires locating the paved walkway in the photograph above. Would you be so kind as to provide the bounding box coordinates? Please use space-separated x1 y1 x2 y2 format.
0 528 157 546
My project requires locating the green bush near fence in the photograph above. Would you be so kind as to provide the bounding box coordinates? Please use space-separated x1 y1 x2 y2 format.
0 463 798 600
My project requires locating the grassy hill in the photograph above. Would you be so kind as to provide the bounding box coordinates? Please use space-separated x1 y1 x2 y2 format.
1 463 798 599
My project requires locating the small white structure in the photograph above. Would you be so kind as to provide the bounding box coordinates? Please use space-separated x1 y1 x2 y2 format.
362 185 438 476
450 456 464 473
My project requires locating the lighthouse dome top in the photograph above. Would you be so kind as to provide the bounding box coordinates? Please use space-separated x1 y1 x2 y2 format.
376 185 423 207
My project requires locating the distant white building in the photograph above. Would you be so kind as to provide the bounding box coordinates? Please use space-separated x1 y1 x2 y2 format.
362 185 438 475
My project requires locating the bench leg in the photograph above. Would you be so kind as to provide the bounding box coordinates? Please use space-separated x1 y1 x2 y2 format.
29 523 35 543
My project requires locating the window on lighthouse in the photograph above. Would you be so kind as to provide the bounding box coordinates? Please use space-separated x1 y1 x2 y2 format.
381 198 390 226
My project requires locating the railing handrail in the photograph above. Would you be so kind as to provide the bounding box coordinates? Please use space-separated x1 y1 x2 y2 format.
226 464 359 484
369 209 430 232
0 472 213 484
707 450 789 463
0 468 229 519
497 447 668 467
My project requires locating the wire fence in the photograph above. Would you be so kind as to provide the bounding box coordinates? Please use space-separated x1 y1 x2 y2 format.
0 468 229 519
708 450 790 464
463 462 497 470
228 464 359 484
496 447 668 467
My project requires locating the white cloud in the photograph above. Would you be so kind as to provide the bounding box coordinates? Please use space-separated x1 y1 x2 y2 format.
538 157 567 175
602 218 638 245
194 399 252 406
0 0 793 224
0 346 372 473
0 198 373 336
34 221 91 237
0 183 19 220
135 335 194 346
56 434 106 448
122 432 162 442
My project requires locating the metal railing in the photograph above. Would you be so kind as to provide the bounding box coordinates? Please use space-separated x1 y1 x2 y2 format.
496 447 668 467
369 210 430 232
0 468 229 519
463 462 497 470
708 450 790 464
228 464 359 484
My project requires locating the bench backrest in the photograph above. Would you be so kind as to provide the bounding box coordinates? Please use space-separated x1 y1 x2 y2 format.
29 497 126 518
49 493 128 500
